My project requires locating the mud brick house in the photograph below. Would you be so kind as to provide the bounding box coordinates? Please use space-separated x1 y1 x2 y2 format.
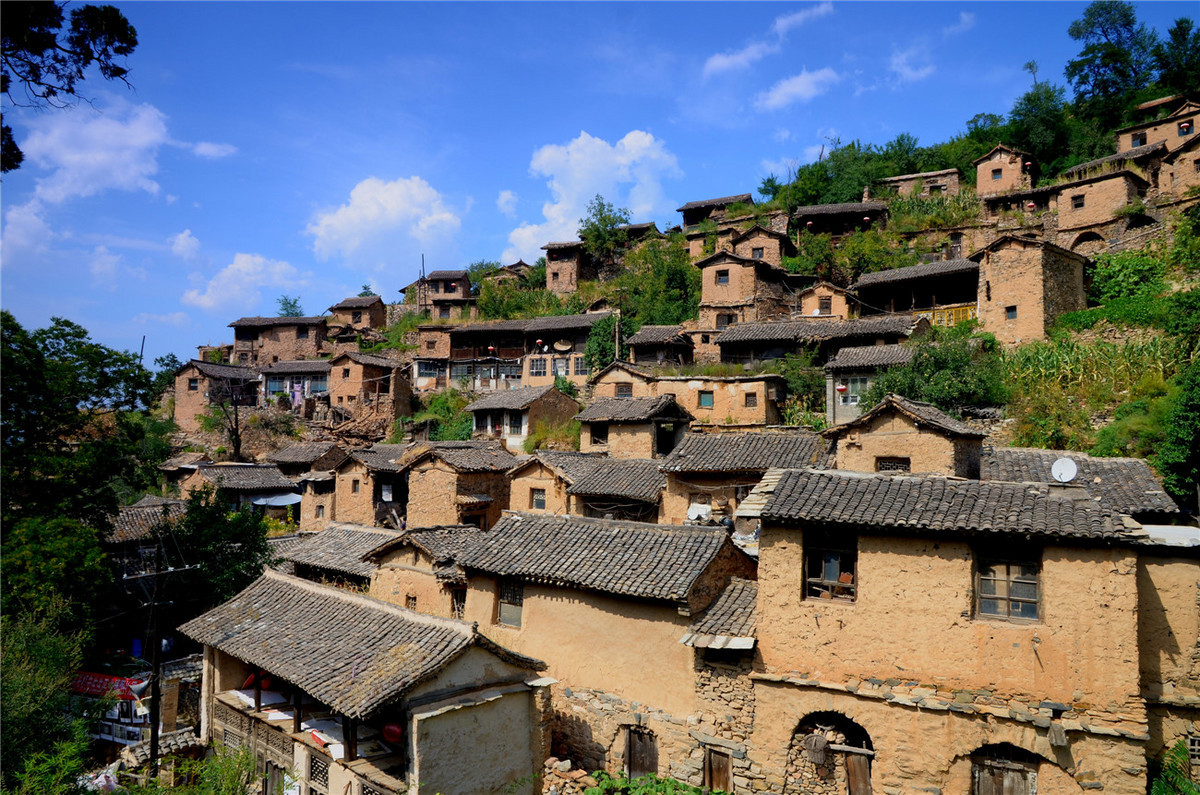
180 463 299 517
364 524 487 618
714 315 927 365
679 193 754 229
180 571 548 795
332 444 409 527
973 143 1034 195
823 343 914 424
653 372 788 427
588 361 658 399
172 360 259 435
1057 169 1152 238
507 451 604 516
363 512 756 783
400 441 518 529
158 451 212 494
543 240 593 295
565 457 666 522
326 295 386 331
872 167 962 198
626 325 694 366
327 351 412 422
399 269 476 320
267 441 347 480
694 250 810 332
272 522 399 589
488 259 533 286
972 236 1087 345
823 393 986 478
444 319 526 392
658 431 831 526
795 281 857 319
229 316 327 366
793 201 888 239
728 224 797 268
297 471 336 531
260 359 331 415
1160 135 1200 198
521 312 611 389
1114 98 1198 154
465 384 580 453
854 258 982 326
981 183 1059 223
576 395 692 458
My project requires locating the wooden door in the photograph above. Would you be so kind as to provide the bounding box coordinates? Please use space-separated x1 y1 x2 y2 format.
972 761 1032 795
627 728 658 779
704 748 732 792
846 753 872 794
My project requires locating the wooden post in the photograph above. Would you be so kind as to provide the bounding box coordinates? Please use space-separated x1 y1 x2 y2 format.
254 671 262 713
344 715 357 762
292 686 302 734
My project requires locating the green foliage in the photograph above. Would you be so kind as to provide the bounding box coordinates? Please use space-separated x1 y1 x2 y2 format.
1053 293 1177 334
357 283 378 297
523 260 548 290
1154 18 1200 96
578 194 632 263
1090 373 1174 458
584 314 636 372
122 743 265 795
1005 336 1191 397
1007 81 1073 176
1088 250 1166 303
1155 358 1200 510
360 312 424 353
477 279 566 320
168 486 273 610
1010 381 1095 450
276 295 303 317
1149 738 1200 795
783 231 835 280
467 259 502 295
885 190 982 235
151 352 184 399
833 229 918 283
1066 1 1159 128
766 351 824 411
554 375 579 398
412 389 473 441
611 235 701 325
695 218 719 255
1168 205 1200 274
584 771 721 795
523 419 581 453
863 323 1009 413
1 516 111 629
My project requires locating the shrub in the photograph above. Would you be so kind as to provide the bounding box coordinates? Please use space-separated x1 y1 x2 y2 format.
1009 382 1093 450
1087 249 1166 303
523 419 581 453
863 323 1008 413
412 389 473 441
554 375 578 398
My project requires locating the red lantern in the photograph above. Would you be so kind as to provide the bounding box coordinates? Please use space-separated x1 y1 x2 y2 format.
1024 161 1032 168
1026 202 1036 211
806 221 813 227
488 345 495 352
863 216 871 223
536 339 543 346
836 383 848 393
382 723 403 743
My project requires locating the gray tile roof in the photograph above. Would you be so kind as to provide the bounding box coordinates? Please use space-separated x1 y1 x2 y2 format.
276 523 401 578
982 447 1179 516
793 201 888 217
715 315 920 345
328 296 383 310
660 432 831 473
457 513 734 603
185 360 259 380
158 452 212 471
824 344 914 372
567 458 666 502
824 394 985 439
267 532 314 568
680 578 757 648
121 728 204 766
525 312 611 334
330 351 403 368
399 441 520 473
877 168 961 182
268 442 347 466
542 240 583 250
178 571 543 719
575 395 690 423
453 319 533 335
425 269 469 280
196 464 297 492
466 384 561 412
1061 141 1168 178
854 259 979 289
516 451 606 484
349 447 406 473
110 499 186 544
760 468 1125 540
229 316 325 328
260 359 333 375
626 325 689 346
677 193 753 212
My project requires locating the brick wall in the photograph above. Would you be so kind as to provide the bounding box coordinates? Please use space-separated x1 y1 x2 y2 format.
1057 173 1141 231
975 149 1030 195
547 259 580 295
731 229 786 268
173 366 212 434
654 377 781 426
406 462 461 527
977 241 1084 346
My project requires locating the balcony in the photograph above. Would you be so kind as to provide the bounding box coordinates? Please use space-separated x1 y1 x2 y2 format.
914 303 977 327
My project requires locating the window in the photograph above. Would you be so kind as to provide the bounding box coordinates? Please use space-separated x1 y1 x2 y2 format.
315 505 325 519
574 357 590 376
1071 194 1085 209
1187 735 1200 775
839 376 869 406
351 479 360 494
1006 305 1018 320
439 306 451 319
508 413 523 434
819 296 833 315
716 314 735 330
309 755 329 788
405 595 417 610
551 271 560 282
187 378 199 391
991 168 1003 181
351 311 363 324
529 357 547 377
744 392 758 407
418 361 443 378
703 748 732 793
451 588 466 619
429 280 441 293
297 327 309 339
342 368 351 380
425 340 436 350
1179 119 1194 137
497 579 523 627
590 422 609 445
715 269 730 285
876 457 911 472
805 532 857 602
616 383 634 398
531 488 546 510
1131 131 1148 147
310 375 327 392
701 334 710 344
977 555 1040 620
698 391 714 408
751 247 764 260
553 358 569 377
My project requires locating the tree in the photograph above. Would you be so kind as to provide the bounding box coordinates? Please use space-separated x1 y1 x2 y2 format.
1 516 112 630
357 283 378 297
276 294 303 317
466 259 501 296
610 235 701 325
1153 17 1200 96
411 389 473 441
197 373 257 462
1 1 138 172
578 194 631 264
584 313 636 372
1008 81 1072 175
1065 1 1158 126
1155 358 1200 511
862 323 1009 413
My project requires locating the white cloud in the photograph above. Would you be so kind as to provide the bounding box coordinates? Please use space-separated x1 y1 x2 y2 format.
181 253 304 312
754 68 841 110
1 200 52 256
134 311 190 327
21 98 170 204
803 143 828 163
772 2 834 37
170 229 200 259
772 128 793 143
307 176 461 263
503 130 682 264
890 48 935 83
497 190 518 217
90 245 123 285
703 41 780 80
943 12 976 36
761 157 799 178
192 141 237 158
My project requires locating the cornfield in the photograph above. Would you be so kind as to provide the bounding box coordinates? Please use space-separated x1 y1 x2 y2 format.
1003 337 1194 395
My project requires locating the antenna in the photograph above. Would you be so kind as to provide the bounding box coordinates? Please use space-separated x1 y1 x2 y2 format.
1051 457 1078 484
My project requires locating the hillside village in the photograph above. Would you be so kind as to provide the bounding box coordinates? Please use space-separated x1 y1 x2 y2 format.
81 95 1200 795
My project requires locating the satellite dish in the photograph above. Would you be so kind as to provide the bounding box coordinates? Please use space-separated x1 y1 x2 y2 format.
812 308 820 316
1051 457 1078 483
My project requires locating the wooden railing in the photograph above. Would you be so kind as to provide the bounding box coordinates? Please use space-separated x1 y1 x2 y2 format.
914 303 977 327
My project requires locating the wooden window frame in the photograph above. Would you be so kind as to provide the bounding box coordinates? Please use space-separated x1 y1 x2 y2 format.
497 579 523 627
805 532 857 602
1071 194 1085 209
187 378 200 391
405 594 417 610
991 168 1003 181
698 391 715 409
450 587 466 619
751 247 765 260
715 269 730 285
531 488 546 510
744 392 758 408
615 383 634 399
976 553 1041 621
1006 305 1018 320
529 357 547 377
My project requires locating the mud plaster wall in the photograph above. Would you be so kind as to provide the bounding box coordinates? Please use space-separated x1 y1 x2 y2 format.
416 328 451 358
834 412 980 477
334 461 379 526
580 423 656 459
1058 175 1140 231
371 549 456 617
661 472 762 525
1162 149 1200 195
405 462 461 527
732 230 787 268
797 285 854 319
511 465 571 514
589 370 655 399
654 379 779 426
299 482 335 531
1137 556 1200 755
173 367 214 434
976 149 1030 195
255 326 326 365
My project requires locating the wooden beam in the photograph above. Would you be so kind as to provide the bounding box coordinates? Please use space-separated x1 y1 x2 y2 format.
292 686 302 734
254 671 262 712
344 715 358 762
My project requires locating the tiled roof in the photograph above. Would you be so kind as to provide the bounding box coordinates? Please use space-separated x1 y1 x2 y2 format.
877 168 961 182
715 315 920 346
972 144 1030 164
760 468 1124 540
349 447 406 473
680 578 757 648
824 394 985 439
567 458 666 502
179 571 543 719
465 384 561 412
260 359 332 374
328 295 383 310
228 316 325 328
267 532 314 567
824 344 915 372
854 259 979 289
276 523 400 578
121 728 204 766
161 653 203 683
457 513 733 603
196 464 296 492
268 442 346 466
677 193 753 212
982 447 1179 516
575 395 690 423
525 312 611 333
626 325 689 346
542 240 583 250
515 451 606 484
391 525 488 561
453 319 533 335
185 360 259 380
661 432 831 473
425 269 468 280
158 451 211 471
399 441 519 473
110 499 186 544
793 201 888 217
330 351 404 369
1061 141 1168 178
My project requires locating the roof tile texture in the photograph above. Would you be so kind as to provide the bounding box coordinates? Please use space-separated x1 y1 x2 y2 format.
661 432 831 473
566 458 666 501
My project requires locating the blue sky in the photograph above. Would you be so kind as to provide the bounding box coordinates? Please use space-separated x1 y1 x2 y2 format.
1 1 1192 365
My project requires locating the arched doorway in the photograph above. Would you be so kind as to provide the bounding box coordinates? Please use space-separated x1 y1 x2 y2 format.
970 743 1041 795
784 711 874 794
1069 231 1105 256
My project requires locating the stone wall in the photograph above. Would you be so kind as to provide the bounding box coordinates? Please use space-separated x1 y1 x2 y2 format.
1162 149 1200 196
255 325 326 365
1057 173 1142 231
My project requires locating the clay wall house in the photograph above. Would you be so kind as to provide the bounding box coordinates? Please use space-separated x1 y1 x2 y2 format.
1159 135 1200 198
228 316 327 366
363 512 756 783
195 343 233 364
172 360 259 435
400 441 518 529
521 312 611 389
793 201 888 239
714 315 927 366
973 144 1034 195
445 319 527 392
158 451 212 495
565 457 665 522
625 325 694 366
1114 98 1199 154
795 281 857 320
652 372 788 427
871 167 962 198
327 351 412 423
588 361 658 399
326 295 386 331
179 463 299 519
853 258 981 327
729 224 796 269
694 251 809 332
400 269 476 321
266 441 347 481
465 384 580 453
180 570 548 795
297 471 336 531
270 522 399 590
981 183 1059 226
489 259 533 285
332 444 409 528
658 431 831 526
508 451 604 515
973 236 1087 345
576 395 692 459
1056 169 1152 235
543 240 594 295
678 192 754 230
411 325 452 392
260 359 331 417
823 344 914 425
823 393 986 478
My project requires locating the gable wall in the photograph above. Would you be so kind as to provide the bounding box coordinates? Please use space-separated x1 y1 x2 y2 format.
1119 107 1198 153
731 230 787 268
834 412 973 477
407 461 462 527
798 284 854 319
580 422 656 459
173 366 214 434
510 463 572 514
590 369 656 399
334 460 377 526
299 481 335 531
975 149 1031 195
654 378 780 425
1058 175 1141 230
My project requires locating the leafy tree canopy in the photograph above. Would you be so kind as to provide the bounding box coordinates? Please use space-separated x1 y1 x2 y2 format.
276 294 303 317
466 259 501 296
610 235 700 325
584 313 637 372
578 194 631 263
1 516 111 631
1065 1 1159 126
1153 17 1200 96
357 283 378 297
